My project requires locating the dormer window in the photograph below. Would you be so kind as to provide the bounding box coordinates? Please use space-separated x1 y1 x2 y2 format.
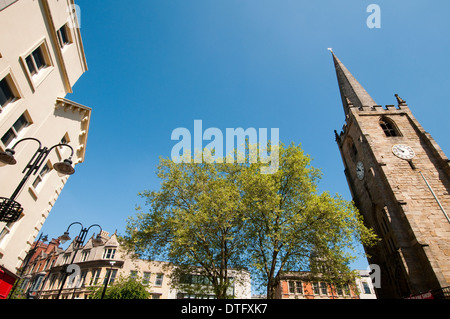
102 248 116 259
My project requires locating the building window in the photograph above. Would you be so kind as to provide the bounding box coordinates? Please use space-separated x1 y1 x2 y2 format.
319 282 328 295
90 269 101 285
103 269 117 286
288 281 295 294
60 134 68 145
62 253 70 264
21 41 53 88
295 281 303 294
1 112 31 147
31 162 52 190
0 76 15 108
81 250 90 262
288 281 303 294
25 45 48 76
362 281 371 294
343 284 350 296
142 272 151 285
130 270 138 279
80 271 87 287
379 118 400 137
312 282 320 295
155 273 164 286
57 24 72 48
102 248 116 259
49 274 57 289
56 133 70 160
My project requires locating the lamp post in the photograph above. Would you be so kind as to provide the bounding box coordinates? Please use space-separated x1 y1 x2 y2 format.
101 261 116 299
0 137 75 223
56 222 103 299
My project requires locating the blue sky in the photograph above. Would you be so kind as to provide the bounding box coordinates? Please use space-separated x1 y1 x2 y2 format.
41 0 450 271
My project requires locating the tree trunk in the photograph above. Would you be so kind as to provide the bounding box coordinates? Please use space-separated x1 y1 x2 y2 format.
266 277 278 299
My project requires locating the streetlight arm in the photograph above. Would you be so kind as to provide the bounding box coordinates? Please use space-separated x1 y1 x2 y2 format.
86 224 102 234
65 221 83 233
10 137 42 151
47 143 74 158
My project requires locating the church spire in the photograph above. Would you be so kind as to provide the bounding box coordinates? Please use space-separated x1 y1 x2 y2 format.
330 50 376 114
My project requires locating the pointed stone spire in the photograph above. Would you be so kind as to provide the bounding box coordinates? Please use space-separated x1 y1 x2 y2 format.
330 51 376 114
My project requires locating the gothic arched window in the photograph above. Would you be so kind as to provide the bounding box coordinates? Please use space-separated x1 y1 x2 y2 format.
379 117 401 137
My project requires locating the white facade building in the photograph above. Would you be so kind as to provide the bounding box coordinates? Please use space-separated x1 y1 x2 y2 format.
0 0 90 298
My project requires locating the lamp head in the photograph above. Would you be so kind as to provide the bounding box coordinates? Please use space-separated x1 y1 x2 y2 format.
53 158 75 176
0 149 16 166
59 231 71 244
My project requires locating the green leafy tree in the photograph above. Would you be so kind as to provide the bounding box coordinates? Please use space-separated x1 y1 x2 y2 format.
123 143 377 299
123 155 249 299
89 275 150 299
240 142 377 298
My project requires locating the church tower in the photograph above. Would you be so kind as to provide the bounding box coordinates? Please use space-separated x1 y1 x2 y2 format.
331 51 450 299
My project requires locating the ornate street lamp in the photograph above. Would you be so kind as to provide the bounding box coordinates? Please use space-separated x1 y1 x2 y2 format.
56 222 103 299
0 137 75 222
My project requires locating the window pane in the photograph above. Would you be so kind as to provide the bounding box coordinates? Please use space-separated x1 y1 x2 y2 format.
32 48 46 70
32 176 42 189
288 281 295 293
0 78 14 107
380 119 399 137
39 163 51 177
59 26 69 45
362 282 371 294
25 55 37 75
13 114 29 133
1 128 15 147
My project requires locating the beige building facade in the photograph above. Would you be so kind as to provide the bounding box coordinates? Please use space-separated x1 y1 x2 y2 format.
0 0 90 298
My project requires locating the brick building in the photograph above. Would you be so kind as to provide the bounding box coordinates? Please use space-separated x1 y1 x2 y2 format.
12 236 62 298
276 271 362 299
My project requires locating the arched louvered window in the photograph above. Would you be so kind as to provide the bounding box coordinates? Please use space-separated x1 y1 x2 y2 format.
379 117 401 137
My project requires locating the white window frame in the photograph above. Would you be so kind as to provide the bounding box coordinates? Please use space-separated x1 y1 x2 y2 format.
102 248 116 259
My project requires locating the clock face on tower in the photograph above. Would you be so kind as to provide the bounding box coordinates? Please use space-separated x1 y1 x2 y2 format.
392 144 415 160
356 161 364 180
